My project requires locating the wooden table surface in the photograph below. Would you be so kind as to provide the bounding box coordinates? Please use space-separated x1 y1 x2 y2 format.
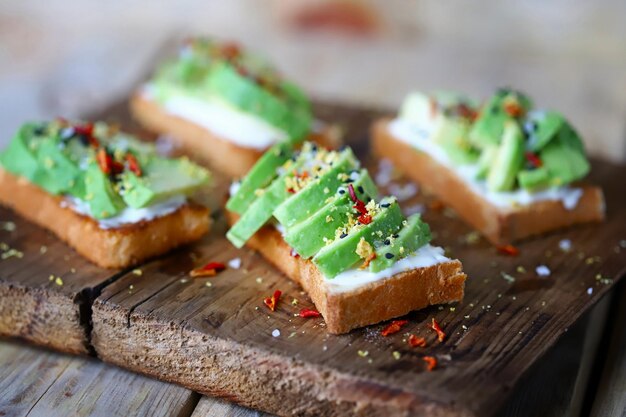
1 285 624 417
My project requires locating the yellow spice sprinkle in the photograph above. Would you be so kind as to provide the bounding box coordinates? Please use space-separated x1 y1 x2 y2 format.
55 277 63 286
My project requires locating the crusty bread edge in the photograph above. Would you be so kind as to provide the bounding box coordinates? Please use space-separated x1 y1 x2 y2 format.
0 168 210 269
130 93 340 178
226 211 466 334
371 118 606 245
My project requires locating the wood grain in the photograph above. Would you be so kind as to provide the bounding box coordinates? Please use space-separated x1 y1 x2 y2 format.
89 101 626 417
191 396 273 417
0 341 199 417
0 206 123 355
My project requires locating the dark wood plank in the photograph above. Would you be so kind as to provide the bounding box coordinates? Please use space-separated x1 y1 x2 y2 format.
590 282 626 417
0 340 199 417
0 207 122 355
90 101 626 417
191 396 273 417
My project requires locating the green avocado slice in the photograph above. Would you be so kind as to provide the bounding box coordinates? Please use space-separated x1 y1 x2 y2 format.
313 200 404 278
517 167 551 190
121 157 210 208
273 148 359 228
540 136 590 186
85 163 126 219
524 110 564 152
370 213 431 272
32 138 83 196
282 170 377 258
0 124 41 181
226 142 293 214
487 121 525 192
475 145 498 180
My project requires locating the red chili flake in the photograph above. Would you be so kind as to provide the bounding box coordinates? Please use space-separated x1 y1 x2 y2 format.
125 153 142 177
347 184 357 202
430 318 446 343
357 213 372 225
74 123 100 148
525 152 543 168
97 148 113 174
264 290 282 312
299 308 321 318
290 249 300 258
497 244 520 256
381 320 408 337
359 252 376 270
408 334 427 348
457 103 478 121
287 188 296 194
503 101 524 118
219 42 241 60
423 355 437 371
190 261 226 278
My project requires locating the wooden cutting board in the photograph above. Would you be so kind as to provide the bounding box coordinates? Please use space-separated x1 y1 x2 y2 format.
1 100 625 417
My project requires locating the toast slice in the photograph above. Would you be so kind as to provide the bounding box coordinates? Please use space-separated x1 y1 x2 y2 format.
0 167 210 269
372 119 605 245
130 93 339 178
226 210 466 334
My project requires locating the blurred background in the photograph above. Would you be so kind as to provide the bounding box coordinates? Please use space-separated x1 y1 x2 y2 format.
1 0 625 161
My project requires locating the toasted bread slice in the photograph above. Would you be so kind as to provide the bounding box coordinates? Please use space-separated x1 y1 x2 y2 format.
226 210 466 334
0 168 210 269
130 93 340 178
372 119 605 245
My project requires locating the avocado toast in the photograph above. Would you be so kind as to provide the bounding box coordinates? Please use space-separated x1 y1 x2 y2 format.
0 119 211 268
372 89 605 245
131 38 338 178
226 142 466 334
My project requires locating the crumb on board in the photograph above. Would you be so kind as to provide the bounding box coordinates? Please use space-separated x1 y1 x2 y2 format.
132 269 143 276
272 329 281 337
357 350 369 358
559 239 572 252
535 265 551 277
228 257 242 269
1 221 16 232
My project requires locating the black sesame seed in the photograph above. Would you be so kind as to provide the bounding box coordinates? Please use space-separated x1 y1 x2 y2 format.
384 239 390 245
340 233 348 239
385 253 394 259
393 234 399 238
381 203 390 208
357 186 364 194
338 189 346 194
346 179 354 183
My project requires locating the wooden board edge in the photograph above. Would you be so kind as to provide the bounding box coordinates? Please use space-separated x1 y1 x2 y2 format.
91 298 475 417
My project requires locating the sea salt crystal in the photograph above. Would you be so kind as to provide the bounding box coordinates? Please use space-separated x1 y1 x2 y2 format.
558 239 572 252
587 287 593 295
228 257 242 269
536 265 551 277
272 329 281 337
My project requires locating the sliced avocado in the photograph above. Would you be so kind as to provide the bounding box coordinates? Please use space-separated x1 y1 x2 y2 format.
226 142 293 214
32 138 82 195
282 170 377 258
469 89 532 149
121 157 210 208
205 61 312 141
475 145 498 180
313 200 404 278
0 124 41 181
432 118 479 164
370 213 431 272
487 121 525 192
518 167 551 190
273 148 359 228
84 163 125 219
540 138 590 186
525 110 564 152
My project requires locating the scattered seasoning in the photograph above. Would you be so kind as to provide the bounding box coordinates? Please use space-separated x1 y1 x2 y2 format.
516 265 527 274
430 318 446 343
423 356 437 371
524 151 543 168
228 257 242 269
392 351 401 360
408 334 427 348
205 282 212 287
271 329 281 337
381 320 408 337
125 153 142 176
132 268 143 276
264 290 282 312
39 245 48 254
0 221 16 232
501 271 516 283
535 265 551 277
256 277 263 284
348 184 372 224
190 261 226 278
558 239 572 252
291 298 298 306
359 253 376 270
587 287 593 295
55 277 64 286
503 99 523 117
1 248 23 260
497 244 519 256
299 308 321 318
357 350 369 358
290 249 300 258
